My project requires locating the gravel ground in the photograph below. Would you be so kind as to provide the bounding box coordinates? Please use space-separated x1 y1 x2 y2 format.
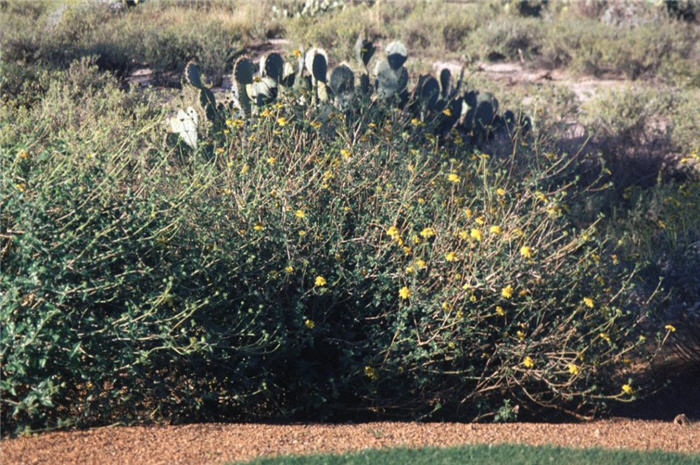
2 420 699 465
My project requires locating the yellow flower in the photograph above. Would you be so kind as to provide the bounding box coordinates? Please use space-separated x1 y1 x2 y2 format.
403 246 411 255
295 210 306 219
292 49 302 58
415 259 427 270
535 191 546 201
298 230 306 237
253 222 265 231
501 285 513 299
284 265 294 273
621 384 634 395
411 117 423 127
583 297 594 308
276 117 287 126
340 149 351 159
441 301 451 311
496 188 506 196
568 363 580 375
475 216 485 225
664 324 676 332
447 173 460 183
17 149 29 159
445 251 457 262
387 225 400 239
599 332 611 343
405 265 415 274
522 356 534 368
489 225 501 235
314 276 327 287
469 295 477 303
464 208 473 218
458 230 468 240
215 147 225 154
442 108 452 117
520 246 532 258
310 121 322 129
240 164 249 175
516 330 526 339
470 228 482 241
420 227 435 239
15 183 26 192
456 310 464 319
304 319 315 329
266 156 276 164
364 365 378 380
399 286 411 300
496 306 505 316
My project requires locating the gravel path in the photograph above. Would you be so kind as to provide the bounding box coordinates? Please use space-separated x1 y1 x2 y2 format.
2 420 699 465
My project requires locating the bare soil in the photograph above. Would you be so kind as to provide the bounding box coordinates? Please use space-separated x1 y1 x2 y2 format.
3 419 699 465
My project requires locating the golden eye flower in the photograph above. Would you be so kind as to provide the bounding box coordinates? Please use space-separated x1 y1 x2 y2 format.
266 156 276 164
340 149 351 159
415 259 427 269
276 117 287 126
411 117 423 127
496 188 506 196
599 332 611 343
522 356 534 368
621 384 634 395
568 363 580 375
501 285 513 299
495 306 505 316
405 265 415 274
364 365 378 380
516 330 526 339
399 286 411 300
310 121 322 129
664 324 676 332
464 208 473 218
475 216 485 225
304 319 315 329
253 222 265 231
295 210 306 219
240 164 249 175
470 228 482 241
442 108 452 116
458 230 468 240
387 225 400 239
583 297 594 308
489 225 501 234
284 265 294 273
314 276 327 287
447 173 460 183
420 227 435 239
445 251 457 262
520 246 532 258
292 49 302 58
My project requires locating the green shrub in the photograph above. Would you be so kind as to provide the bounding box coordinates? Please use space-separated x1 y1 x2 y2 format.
2 58 670 433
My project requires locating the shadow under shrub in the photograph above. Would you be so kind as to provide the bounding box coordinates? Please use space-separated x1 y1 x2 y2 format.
1 86 671 435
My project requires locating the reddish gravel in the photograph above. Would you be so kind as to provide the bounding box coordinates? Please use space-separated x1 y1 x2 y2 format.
2 420 699 465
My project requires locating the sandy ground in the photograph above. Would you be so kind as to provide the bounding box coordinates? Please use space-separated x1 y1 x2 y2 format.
2 420 699 465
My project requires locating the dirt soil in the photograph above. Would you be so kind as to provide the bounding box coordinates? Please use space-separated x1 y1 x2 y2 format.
3 419 699 465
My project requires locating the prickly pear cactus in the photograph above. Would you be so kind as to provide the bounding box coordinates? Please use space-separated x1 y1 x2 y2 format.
175 39 529 152
234 56 255 116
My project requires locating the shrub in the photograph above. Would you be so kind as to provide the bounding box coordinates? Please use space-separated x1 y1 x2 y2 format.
1 55 670 434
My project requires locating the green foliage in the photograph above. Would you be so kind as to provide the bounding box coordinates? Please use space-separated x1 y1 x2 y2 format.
2 54 670 433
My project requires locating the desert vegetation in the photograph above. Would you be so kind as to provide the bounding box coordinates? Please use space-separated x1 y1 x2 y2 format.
1 0 698 437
